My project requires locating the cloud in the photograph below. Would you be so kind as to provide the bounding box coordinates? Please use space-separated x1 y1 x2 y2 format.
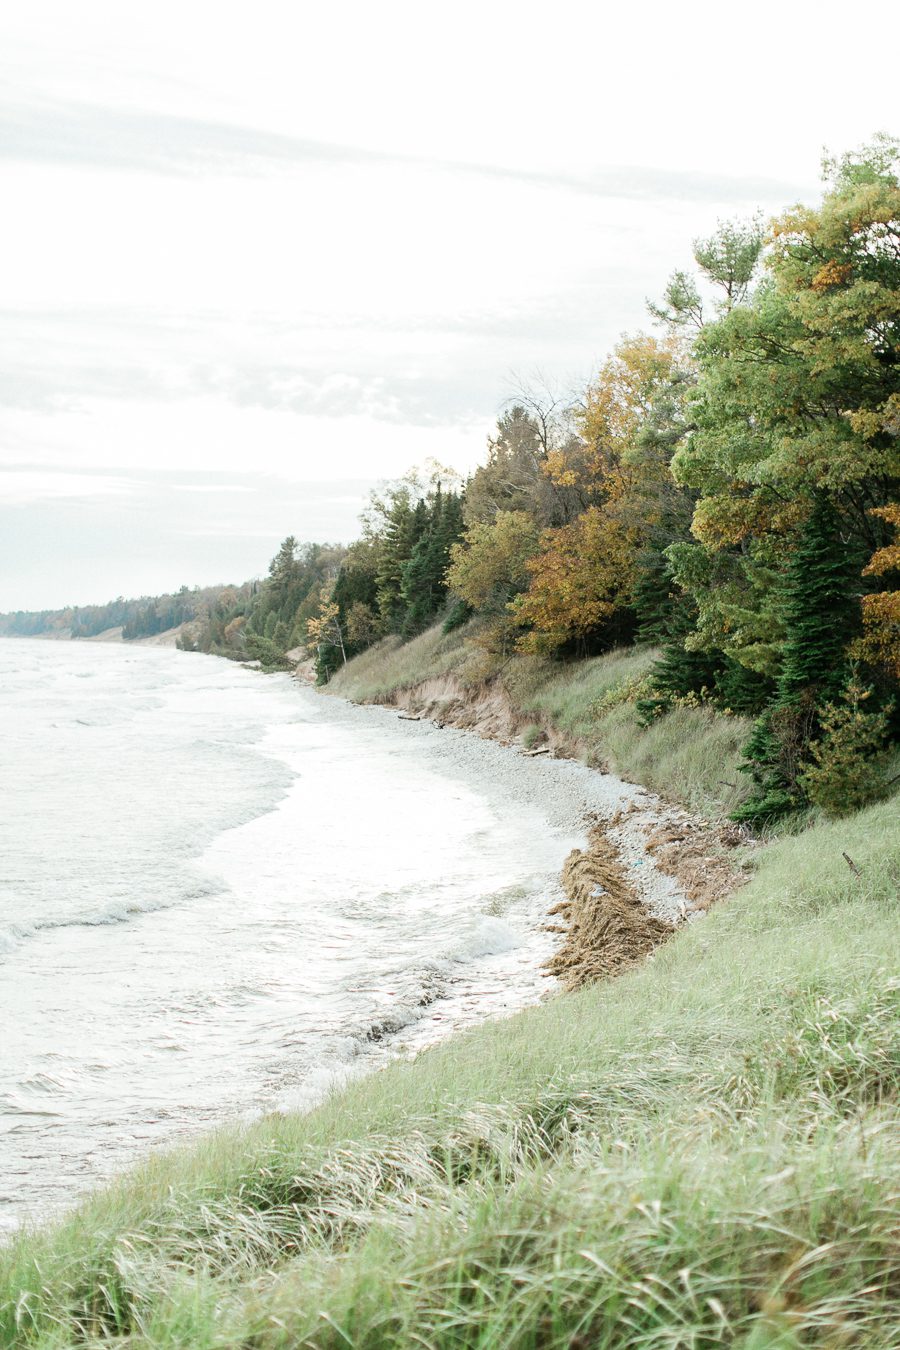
0 470 134 504
0 97 806 204
0 280 626 426
0 99 380 176
172 483 256 494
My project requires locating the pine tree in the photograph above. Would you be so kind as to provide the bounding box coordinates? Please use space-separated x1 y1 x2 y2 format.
398 486 465 636
632 551 676 644
734 498 865 826
637 592 723 723
778 498 862 703
714 657 775 715
377 493 427 631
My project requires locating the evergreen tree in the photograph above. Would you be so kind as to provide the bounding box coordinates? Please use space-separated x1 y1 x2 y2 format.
376 491 427 631
714 658 775 715
632 551 675 644
778 498 863 704
637 593 723 722
734 498 865 825
399 486 465 636
267 537 301 609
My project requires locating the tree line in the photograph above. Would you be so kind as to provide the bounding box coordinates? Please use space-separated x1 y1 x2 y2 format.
301 136 899 826
0 586 224 641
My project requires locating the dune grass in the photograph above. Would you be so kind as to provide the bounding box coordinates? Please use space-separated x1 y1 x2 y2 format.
505 646 753 817
3 797 899 1347
504 643 661 731
592 701 753 816
325 626 476 704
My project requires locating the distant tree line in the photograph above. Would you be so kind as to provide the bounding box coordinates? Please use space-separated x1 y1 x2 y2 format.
0 585 228 642
184 471 466 678
184 541 348 666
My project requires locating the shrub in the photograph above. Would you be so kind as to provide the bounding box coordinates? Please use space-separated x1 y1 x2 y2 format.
442 598 472 634
801 679 894 817
591 672 655 718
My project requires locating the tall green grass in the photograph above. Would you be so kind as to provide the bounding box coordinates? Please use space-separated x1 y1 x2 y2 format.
505 647 752 816
505 644 660 729
3 798 898 1347
326 626 476 703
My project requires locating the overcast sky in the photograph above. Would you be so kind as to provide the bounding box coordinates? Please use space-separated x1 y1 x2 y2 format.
1 0 896 609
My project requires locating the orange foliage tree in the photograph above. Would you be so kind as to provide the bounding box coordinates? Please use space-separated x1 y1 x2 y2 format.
543 334 677 512
512 507 637 652
856 504 900 678
511 335 678 651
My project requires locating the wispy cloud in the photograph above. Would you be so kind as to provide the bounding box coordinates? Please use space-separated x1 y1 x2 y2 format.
0 98 384 175
0 97 807 204
0 284 635 426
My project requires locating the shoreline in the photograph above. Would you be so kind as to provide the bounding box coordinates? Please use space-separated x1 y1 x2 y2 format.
319 672 751 994
0 643 744 1239
3 648 897 1345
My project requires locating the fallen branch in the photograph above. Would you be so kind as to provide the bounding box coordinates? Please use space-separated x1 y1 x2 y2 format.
842 851 862 878
397 713 422 721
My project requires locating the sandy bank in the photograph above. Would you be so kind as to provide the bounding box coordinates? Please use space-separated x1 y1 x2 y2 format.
82 625 183 647
321 683 752 990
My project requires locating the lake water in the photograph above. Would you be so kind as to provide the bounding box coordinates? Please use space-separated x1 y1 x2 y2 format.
0 640 577 1232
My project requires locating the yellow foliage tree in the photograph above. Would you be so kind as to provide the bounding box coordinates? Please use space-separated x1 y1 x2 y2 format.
855 504 900 678
543 334 678 513
446 511 540 613
306 598 346 666
512 507 637 652
445 511 541 654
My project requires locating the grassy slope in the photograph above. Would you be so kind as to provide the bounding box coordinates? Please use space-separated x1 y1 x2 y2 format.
324 627 478 703
2 799 898 1347
4 633 898 1347
328 625 753 817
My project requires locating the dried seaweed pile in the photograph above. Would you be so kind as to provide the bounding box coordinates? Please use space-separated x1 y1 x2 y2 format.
644 818 747 912
545 829 672 989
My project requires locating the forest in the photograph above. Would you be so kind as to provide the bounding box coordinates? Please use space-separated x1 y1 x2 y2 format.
200 136 900 828
0 584 228 641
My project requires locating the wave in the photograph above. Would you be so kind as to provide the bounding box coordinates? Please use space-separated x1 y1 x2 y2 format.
449 915 522 961
0 877 224 959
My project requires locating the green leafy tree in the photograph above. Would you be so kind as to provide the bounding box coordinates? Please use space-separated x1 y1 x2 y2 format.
671 139 900 681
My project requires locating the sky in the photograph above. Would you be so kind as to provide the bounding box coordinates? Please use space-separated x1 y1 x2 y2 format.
1 0 897 610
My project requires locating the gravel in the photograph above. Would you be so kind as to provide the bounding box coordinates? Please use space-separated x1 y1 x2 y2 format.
320 694 693 930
